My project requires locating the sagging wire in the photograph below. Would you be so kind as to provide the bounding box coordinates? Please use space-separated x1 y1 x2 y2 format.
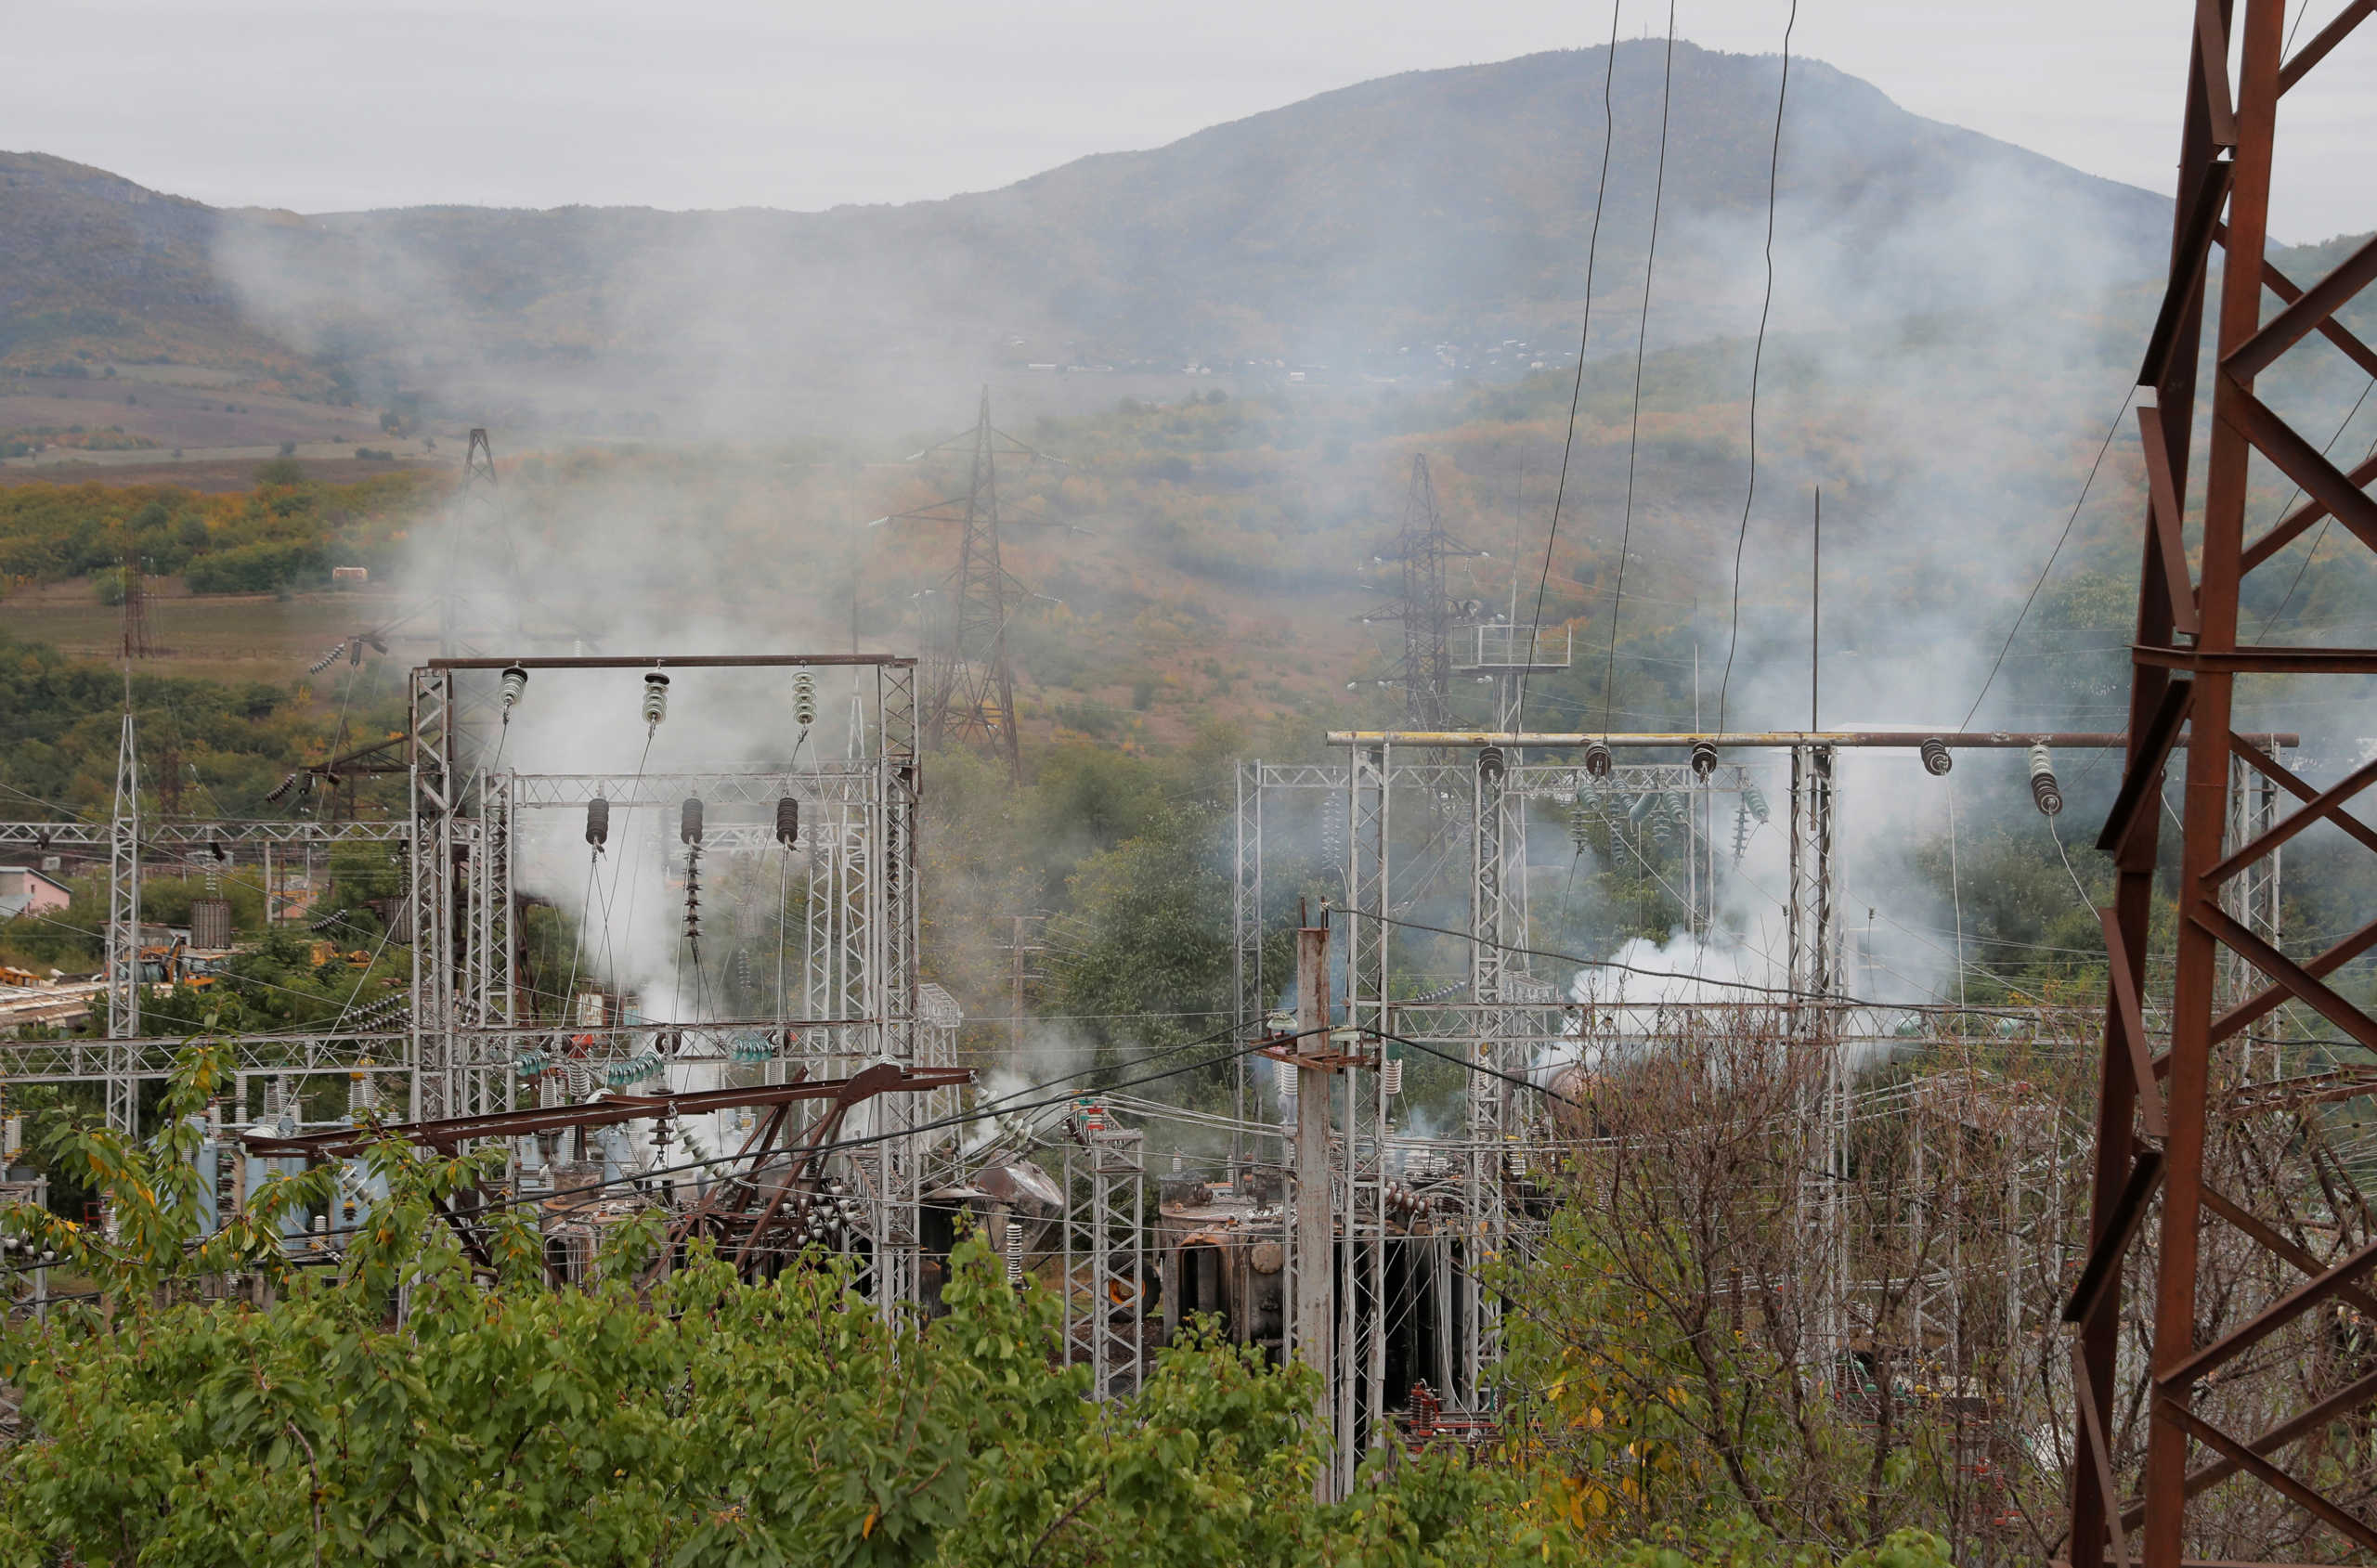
1958 387 2137 730
1598 0 1681 738
1714 0 1797 735
1514 0 1623 733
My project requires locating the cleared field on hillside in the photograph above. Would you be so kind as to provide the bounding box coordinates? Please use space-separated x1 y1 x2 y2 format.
3 579 413 686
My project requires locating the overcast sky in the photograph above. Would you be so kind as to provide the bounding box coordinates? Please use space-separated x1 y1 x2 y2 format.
6 1 2369 242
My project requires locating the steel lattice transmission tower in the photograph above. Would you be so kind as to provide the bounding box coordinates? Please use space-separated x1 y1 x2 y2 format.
2067 2 2377 1563
1365 455 1485 731
876 388 1063 779
119 544 159 660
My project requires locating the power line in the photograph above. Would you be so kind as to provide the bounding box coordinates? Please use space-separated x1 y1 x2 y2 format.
1958 387 2137 730
1599 2 1680 736
1715 3 1796 734
1514 3 1624 733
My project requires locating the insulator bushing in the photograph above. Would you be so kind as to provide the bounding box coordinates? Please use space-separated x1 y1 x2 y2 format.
499 665 528 716
1477 745 1505 784
1690 741 1718 780
1383 1057 1404 1096
1583 740 1612 779
792 670 817 731
1743 780 1770 823
1920 737 1953 776
641 672 670 729
2029 744 2063 817
584 796 610 849
774 796 799 849
680 797 704 846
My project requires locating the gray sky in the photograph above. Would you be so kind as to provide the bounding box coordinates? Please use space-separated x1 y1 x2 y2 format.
7 0 2370 241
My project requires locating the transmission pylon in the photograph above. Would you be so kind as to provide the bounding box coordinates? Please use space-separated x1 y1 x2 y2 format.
119 545 158 660
104 690 140 1131
2067 4 2377 1563
874 388 1064 780
1363 455 1485 731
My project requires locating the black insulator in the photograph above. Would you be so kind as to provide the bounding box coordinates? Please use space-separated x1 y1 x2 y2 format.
680 797 704 847
1583 740 1612 779
585 796 611 849
1477 745 1505 784
1690 741 1718 781
774 796 799 849
2029 745 2063 817
1920 737 1953 777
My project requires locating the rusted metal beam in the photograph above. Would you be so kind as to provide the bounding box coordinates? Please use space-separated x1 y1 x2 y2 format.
2195 903 2377 1053
2134 643 2377 673
2195 0 2241 145
2156 1231 2377 1389
2098 909 2171 1138
2241 448 2377 572
2096 679 2192 857
1322 729 2295 749
2199 1184 2377 1318
2205 748 2377 885
241 1067 970 1159
2063 1149 2165 1328
2228 389 2377 550
2280 0 2374 90
428 654 915 670
2137 405 2202 636
2158 1399 2377 1551
2227 229 2377 380
2208 911 2377 1044
2072 1342 2135 1568
2140 157 2236 387
2120 1367 2377 1533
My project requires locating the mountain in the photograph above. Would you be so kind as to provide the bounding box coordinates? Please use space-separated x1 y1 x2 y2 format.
0 153 307 382
1 43 2180 430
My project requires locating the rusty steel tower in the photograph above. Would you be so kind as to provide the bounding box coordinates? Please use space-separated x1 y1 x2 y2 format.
2069 2 2377 1562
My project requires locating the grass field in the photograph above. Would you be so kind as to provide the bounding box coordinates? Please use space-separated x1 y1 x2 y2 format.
5 578 415 687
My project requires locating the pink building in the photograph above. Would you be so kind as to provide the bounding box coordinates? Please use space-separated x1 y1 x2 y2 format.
0 867 70 921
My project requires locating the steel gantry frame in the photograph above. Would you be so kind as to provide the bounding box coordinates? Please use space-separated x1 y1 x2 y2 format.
0 654 954 1315
1234 728 2296 1444
2069 2 2377 1562
404 654 942 1309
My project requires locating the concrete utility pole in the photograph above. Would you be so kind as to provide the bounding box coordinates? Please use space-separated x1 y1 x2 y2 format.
1292 923 1334 1500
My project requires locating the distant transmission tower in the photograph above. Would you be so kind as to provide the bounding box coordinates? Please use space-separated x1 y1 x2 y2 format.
120 545 159 660
875 388 1065 780
441 427 506 660
1365 455 1485 730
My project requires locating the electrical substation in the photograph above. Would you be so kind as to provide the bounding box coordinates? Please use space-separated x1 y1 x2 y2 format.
3 4 2375 1552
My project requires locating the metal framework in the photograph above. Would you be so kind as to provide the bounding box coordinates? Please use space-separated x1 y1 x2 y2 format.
1064 1123 1146 1402
2069 3 2377 1562
877 389 1060 778
1365 454 1486 731
1238 726 2300 1458
400 654 942 1309
2 653 958 1315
